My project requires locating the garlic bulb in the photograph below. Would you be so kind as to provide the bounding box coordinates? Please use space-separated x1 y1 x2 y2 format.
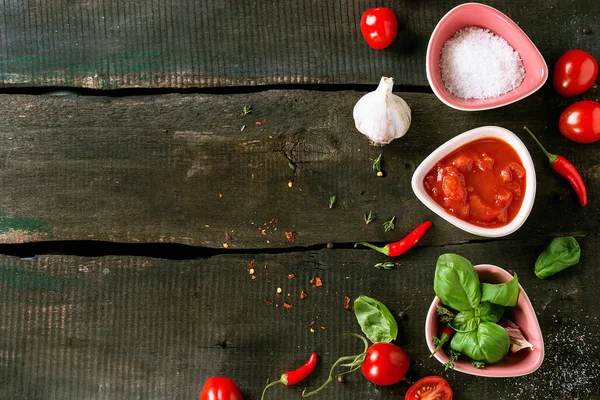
353 77 411 145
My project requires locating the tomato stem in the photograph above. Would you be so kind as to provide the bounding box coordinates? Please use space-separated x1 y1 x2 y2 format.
302 334 368 398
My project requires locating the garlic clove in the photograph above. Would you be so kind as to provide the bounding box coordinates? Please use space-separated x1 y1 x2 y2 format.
353 77 411 145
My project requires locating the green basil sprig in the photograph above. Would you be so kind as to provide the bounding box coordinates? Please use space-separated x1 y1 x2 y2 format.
433 254 481 312
433 254 517 366
481 273 519 307
535 237 581 279
354 295 398 343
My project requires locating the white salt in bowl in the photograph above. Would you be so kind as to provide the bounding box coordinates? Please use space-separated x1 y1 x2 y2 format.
426 3 548 111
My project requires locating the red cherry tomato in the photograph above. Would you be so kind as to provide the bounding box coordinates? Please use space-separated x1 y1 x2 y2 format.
361 342 409 385
199 377 243 400
360 8 398 50
559 100 600 143
405 376 453 400
553 49 598 96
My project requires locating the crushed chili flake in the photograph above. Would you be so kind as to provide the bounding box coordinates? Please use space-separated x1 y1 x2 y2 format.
265 300 273 306
283 302 292 309
287 273 295 280
307 320 316 327
251 275 256 280
320 326 326 331
261 229 267 236
285 231 296 242
262 118 268 124
256 121 262 125
300 290 308 299
249 259 257 269
218 193 223 198
310 277 323 287
343 296 351 310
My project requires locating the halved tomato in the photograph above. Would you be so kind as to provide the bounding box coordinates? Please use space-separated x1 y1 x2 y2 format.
405 376 452 400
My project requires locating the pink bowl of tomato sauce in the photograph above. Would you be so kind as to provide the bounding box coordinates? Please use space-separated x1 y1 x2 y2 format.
411 126 536 237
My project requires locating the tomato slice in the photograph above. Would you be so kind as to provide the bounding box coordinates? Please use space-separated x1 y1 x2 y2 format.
405 376 452 400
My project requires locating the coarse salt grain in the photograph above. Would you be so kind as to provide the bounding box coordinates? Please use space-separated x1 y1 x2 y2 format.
440 26 525 100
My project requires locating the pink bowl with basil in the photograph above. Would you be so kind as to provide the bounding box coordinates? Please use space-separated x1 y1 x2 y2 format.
425 264 544 377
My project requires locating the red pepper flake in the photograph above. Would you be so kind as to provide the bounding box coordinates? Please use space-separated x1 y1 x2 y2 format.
249 259 257 269
343 296 351 310
287 273 295 280
256 121 262 125
285 231 296 242
251 275 256 280
320 326 326 331
307 320 316 327
262 118 268 124
264 300 273 306
300 289 308 299
310 277 323 287
261 229 267 236
283 302 292 309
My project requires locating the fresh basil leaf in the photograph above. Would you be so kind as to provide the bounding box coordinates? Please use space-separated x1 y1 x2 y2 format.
476 302 505 323
451 310 478 333
480 273 519 307
353 295 398 343
434 254 481 311
535 237 581 279
450 321 510 364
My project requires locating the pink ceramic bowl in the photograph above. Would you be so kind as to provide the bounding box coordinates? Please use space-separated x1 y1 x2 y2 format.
425 264 544 377
426 3 548 111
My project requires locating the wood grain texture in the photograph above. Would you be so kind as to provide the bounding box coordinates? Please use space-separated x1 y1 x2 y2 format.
0 239 598 400
0 86 598 247
0 0 598 88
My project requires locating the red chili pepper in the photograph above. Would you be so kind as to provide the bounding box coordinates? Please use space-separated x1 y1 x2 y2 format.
355 221 432 257
524 127 588 207
430 324 454 357
261 352 318 399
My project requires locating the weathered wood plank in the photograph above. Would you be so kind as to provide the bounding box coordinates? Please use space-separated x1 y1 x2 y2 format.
0 238 598 399
0 0 597 88
0 87 598 247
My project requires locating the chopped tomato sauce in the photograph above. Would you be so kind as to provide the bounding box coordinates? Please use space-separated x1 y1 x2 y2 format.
424 138 526 227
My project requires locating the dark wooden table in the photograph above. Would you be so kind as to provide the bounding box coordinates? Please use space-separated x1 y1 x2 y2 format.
0 1 599 399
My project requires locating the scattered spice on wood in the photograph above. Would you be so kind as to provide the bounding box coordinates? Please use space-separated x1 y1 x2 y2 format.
285 231 296 242
276 287 283 294
249 268 255 275
310 328 315 333
343 296 351 310
240 125 246 132
251 275 256 280
265 300 273 306
222 243 229 248
300 290 308 299
256 121 262 125
288 180 293 188
326 242 334 249
289 162 296 171
336 376 345 383
310 277 323 287
307 321 316 327
249 259 257 269
283 302 292 309
288 273 295 280
262 118 268 124
225 232 232 241
328 195 337 209
320 326 326 331
583 28 591 35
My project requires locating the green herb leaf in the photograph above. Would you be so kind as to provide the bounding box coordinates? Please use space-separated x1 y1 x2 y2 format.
471 360 486 369
476 302 505 323
372 154 382 173
443 349 461 370
353 295 398 344
289 162 296 171
450 321 510 364
373 262 395 270
481 273 519 307
436 305 455 323
364 211 376 225
434 254 481 312
535 237 581 279
383 216 395 232
242 105 252 116
328 195 337 209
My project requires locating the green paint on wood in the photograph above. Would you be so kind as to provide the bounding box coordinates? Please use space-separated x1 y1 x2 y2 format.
0 260 84 292
0 211 46 234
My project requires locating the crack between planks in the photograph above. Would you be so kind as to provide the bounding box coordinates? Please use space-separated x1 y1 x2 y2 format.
0 232 595 260
0 83 434 97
